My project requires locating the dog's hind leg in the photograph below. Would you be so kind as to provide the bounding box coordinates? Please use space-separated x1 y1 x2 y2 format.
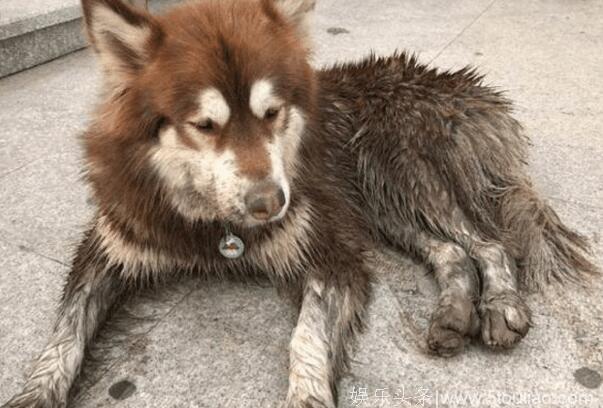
410 231 481 356
286 271 370 408
3 228 124 408
468 240 532 349
437 207 532 349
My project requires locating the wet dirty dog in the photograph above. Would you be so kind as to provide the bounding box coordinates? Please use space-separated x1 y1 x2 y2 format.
3 0 598 407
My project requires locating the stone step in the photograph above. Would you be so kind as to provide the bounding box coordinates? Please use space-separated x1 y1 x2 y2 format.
0 0 180 78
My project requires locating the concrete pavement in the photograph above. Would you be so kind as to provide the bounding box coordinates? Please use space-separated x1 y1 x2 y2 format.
0 0 602 407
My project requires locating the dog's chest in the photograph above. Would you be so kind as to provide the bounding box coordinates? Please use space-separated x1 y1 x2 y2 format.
97 201 315 281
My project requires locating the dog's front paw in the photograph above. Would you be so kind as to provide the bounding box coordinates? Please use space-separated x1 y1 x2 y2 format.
2 388 62 408
285 397 335 408
285 374 336 408
479 292 531 349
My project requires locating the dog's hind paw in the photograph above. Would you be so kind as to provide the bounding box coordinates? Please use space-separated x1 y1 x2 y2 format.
427 296 480 357
479 292 531 349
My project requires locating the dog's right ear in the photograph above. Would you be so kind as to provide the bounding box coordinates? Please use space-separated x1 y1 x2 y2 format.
81 0 163 88
272 0 316 41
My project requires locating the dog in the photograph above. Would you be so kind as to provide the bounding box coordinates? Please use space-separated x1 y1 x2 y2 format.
3 0 598 407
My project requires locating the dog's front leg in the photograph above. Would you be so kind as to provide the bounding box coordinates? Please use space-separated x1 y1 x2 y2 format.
286 273 370 408
3 228 123 408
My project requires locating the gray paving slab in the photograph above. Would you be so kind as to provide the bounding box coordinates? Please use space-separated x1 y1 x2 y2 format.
0 49 96 263
68 253 603 408
0 149 92 264
529 142 602 210
0 49 99 176
71 281 200 396
0 0 602 407
431 3 603 149
549 199 603 260
0 240 65 403
311 0 493 64
71 281 294 408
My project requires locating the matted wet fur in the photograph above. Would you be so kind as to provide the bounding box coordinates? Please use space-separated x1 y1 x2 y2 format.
2 0 598 407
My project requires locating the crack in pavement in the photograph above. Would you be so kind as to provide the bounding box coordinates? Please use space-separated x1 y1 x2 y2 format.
429 0 498 65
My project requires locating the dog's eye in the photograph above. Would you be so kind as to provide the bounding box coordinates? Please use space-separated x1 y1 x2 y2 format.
264 107 280 120
191 119 215 133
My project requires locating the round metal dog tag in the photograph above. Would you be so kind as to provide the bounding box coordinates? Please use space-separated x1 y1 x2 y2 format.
219 234 245 259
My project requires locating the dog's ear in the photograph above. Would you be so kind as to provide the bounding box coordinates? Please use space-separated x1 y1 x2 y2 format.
272 0 316 39
81 0 163 88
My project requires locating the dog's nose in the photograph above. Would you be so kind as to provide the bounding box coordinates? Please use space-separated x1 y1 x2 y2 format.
245 181 286 221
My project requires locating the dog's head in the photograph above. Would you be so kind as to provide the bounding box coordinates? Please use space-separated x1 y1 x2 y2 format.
82 0 316 227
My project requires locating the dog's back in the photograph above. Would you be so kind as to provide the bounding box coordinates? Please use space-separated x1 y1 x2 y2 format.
318 53 597 289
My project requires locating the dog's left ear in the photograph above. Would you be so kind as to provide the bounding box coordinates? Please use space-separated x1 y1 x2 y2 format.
272 0 316 40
